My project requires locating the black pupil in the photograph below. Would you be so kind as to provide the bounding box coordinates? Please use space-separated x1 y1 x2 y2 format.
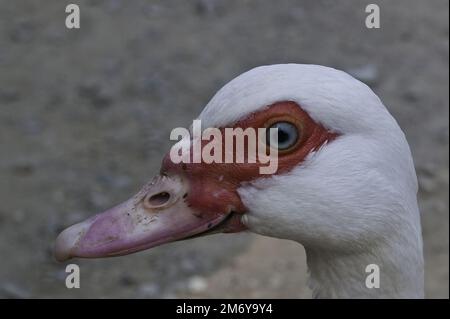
278 129 289 144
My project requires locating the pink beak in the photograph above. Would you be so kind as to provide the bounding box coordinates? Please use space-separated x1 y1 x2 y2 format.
54 175 232 261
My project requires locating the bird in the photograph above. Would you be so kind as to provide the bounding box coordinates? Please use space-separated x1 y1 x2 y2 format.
55 64 424 298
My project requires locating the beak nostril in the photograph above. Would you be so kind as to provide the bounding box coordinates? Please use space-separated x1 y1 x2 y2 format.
147 192 171 207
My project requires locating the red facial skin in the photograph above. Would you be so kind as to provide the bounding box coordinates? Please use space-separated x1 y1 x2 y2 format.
161 101 338 233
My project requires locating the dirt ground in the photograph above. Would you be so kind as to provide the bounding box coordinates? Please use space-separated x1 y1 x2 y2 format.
0 0 448 298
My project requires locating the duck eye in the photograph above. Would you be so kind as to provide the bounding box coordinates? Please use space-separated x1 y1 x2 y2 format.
266 121 299 150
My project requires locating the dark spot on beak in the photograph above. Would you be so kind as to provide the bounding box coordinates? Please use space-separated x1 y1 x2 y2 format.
183 193 188 199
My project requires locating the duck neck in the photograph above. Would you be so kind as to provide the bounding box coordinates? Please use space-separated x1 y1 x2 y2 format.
304 239 424 298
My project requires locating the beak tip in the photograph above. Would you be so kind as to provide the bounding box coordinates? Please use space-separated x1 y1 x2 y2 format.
54 236 73 262
54 220 91 262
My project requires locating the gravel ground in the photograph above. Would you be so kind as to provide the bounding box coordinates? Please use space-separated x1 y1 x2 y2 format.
0 0 448 298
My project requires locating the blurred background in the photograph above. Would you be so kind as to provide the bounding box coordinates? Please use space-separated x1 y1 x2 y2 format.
0 0 448 298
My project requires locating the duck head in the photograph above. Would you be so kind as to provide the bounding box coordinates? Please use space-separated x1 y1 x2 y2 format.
55 64 421 270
